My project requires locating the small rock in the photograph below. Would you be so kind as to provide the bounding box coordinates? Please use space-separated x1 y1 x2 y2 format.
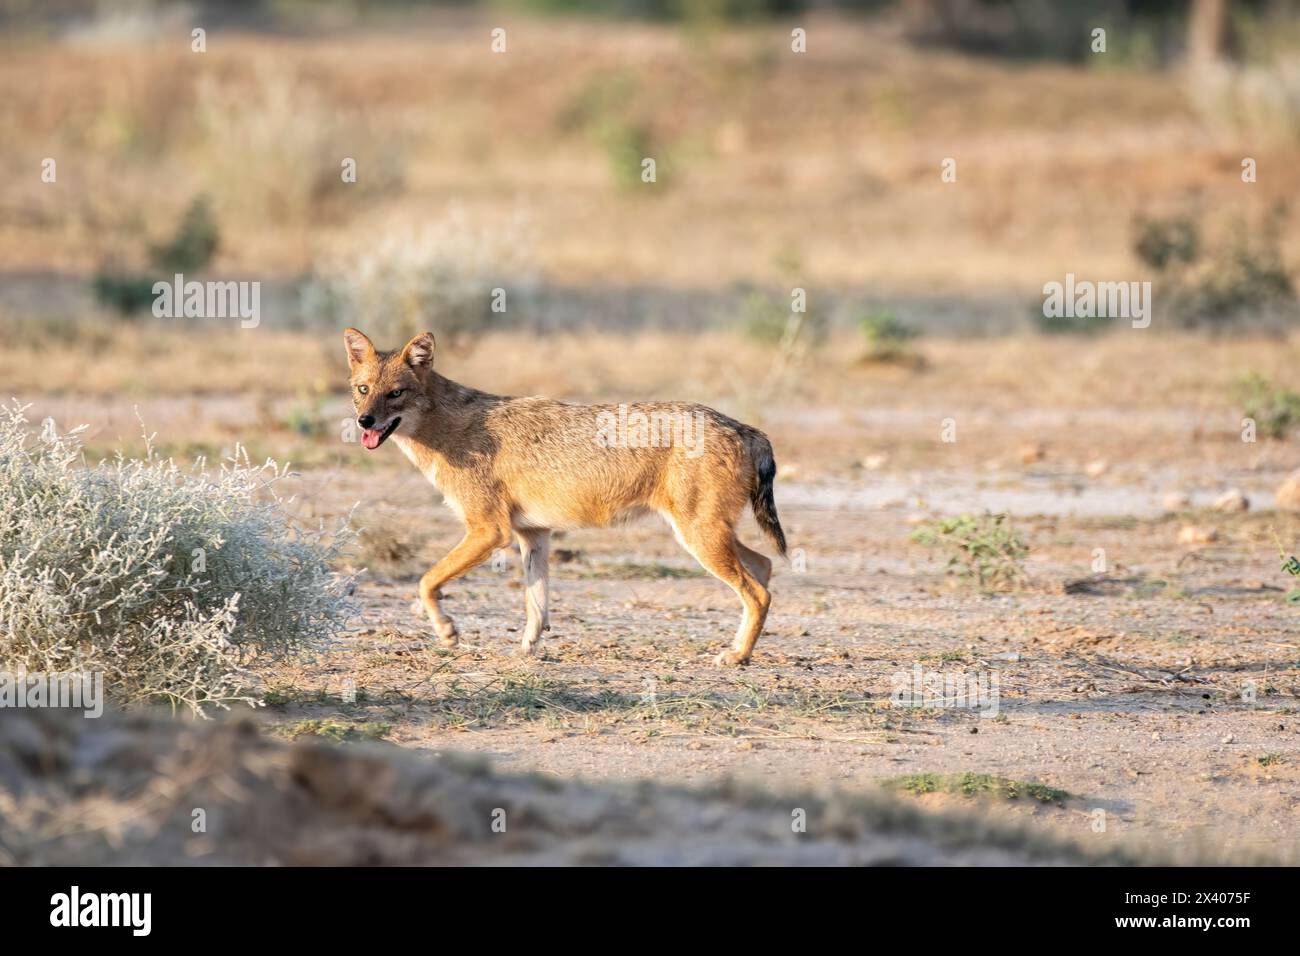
862 453 889 471
1178 524 1217 545
1276 470 1300 512
713 119 747 155
1221 734 1235 744
1213 489 1249 512
1084 459 1109 478
1019 442 1046 464
1161 491 1192 511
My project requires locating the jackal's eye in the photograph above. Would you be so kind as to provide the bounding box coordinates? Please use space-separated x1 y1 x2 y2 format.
387 389 404 399
356 385 369 395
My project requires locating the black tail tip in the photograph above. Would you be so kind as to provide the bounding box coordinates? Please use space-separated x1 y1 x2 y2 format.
751 445 787 558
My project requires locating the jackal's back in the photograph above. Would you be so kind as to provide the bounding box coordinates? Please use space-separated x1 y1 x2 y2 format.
487 398 768 533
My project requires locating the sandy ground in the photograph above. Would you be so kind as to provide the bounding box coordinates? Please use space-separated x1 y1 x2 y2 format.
266 500 1297 861
216 398 1299 864
11 331 1300 862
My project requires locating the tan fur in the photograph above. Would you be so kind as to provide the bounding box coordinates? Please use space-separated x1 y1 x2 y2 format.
343 328 787 665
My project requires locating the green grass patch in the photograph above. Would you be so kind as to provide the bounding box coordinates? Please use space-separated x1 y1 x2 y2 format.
910 513 1028 590
882 772 1070 804
858 308 922 366
274 718 391 743
1237 373 1300 440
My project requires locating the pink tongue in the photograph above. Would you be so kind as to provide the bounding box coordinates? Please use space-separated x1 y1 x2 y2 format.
361 429 382 449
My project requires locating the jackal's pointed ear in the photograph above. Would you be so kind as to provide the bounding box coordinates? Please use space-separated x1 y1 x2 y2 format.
343 328 375 369
400 332 436 371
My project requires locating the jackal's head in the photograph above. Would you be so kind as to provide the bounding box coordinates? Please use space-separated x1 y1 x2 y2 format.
343 328 436 450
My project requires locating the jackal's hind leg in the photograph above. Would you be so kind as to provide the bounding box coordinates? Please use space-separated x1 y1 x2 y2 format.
673 521 771 666
734 539 773 587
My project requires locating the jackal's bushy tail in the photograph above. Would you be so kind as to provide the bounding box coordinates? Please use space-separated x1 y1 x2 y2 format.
748 434 787 558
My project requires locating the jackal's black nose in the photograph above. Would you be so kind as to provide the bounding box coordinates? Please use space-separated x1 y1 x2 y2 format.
357 414 375 429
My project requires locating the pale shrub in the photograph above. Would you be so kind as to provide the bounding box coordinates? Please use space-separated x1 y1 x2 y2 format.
300 208 533 350
0 403 355 713
1187 57 1300 144
194 63 405 224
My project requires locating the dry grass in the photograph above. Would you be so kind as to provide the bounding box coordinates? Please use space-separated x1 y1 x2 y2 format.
4 322 1297 408
1 14 1297 292
4 324 1298 486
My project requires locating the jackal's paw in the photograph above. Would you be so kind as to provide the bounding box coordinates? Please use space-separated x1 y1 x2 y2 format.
434 620 458 647
713 649 751 667
409 599 457 646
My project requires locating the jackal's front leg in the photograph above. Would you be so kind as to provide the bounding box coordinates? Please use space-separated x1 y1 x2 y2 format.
515 529 551 655
414 527 507 646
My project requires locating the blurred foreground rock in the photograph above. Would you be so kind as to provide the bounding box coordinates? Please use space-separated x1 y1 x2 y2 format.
0 708 1146 866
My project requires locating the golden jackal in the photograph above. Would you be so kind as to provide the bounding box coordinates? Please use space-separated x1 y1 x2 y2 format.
344 328 787 665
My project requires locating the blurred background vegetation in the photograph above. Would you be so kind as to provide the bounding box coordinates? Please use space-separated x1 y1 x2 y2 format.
1 0 1298 402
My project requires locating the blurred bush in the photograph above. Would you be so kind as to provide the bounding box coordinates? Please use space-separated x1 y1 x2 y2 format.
1133 212 1198 271
505 0 807 21
1235 372 1300 439
150 196 220 274
299 209 533 351
1186 2 1300 142
736 287 826 347
91 274 159 316
902 0 1135 62
194 65 405 225
1133 205 1296 330
557 69 679 190
858 308 922 365
93 196 220 316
